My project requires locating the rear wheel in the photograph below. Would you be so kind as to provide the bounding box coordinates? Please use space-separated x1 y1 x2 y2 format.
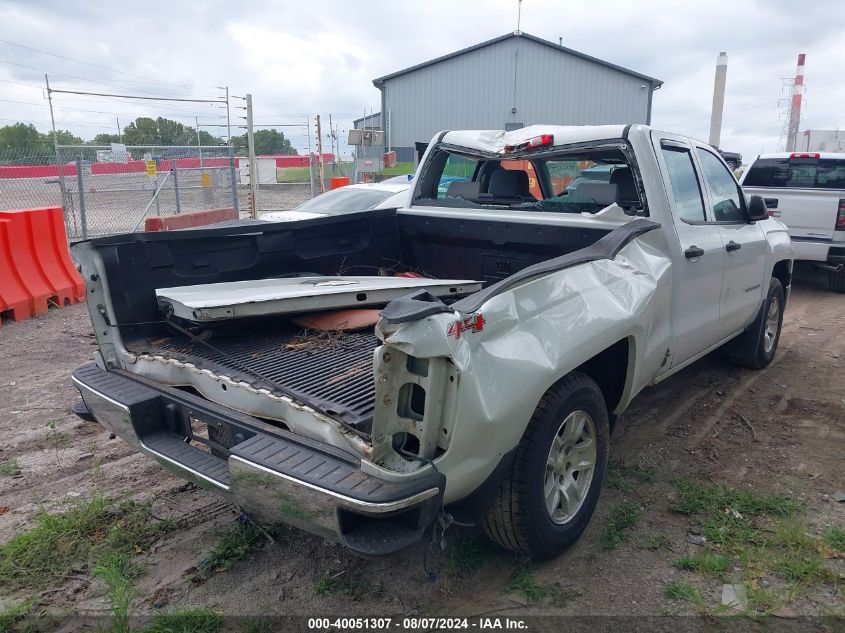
730 277 784 369
829 268 845 293
482 372 609 559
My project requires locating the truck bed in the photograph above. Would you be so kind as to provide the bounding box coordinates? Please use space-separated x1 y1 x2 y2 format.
127 319 380 432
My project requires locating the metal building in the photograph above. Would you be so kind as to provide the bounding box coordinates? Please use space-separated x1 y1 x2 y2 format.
372 32 662 162
796 129 845 153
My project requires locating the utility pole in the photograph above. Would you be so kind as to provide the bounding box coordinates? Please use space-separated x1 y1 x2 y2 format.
246 93 259 217
225 86 231 145
316 114 326 194
328 113 335 174
195 116 202 167
307 116 315 199
708 52 728 147
785 53 806 153
116 117 122 144
45 74 68 217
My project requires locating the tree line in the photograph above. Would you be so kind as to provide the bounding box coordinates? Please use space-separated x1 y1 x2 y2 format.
0 117 297 164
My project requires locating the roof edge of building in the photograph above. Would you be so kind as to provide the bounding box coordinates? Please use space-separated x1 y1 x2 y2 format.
372 32 663 88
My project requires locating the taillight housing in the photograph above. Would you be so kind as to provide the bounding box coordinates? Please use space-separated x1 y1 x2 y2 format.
789 152 820 159
836 199 845 230
504 134 554 154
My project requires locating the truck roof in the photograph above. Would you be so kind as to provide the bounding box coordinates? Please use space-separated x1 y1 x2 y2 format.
440 125 632 153
753 152 845 160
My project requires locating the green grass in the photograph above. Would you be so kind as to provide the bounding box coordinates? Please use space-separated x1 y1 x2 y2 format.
275 166 310 183
506 565 547 604
673 551 730 577
670 480 837 592
775 551 829 583
672 479 799 518
45 420 69 450
628 456 657 484
824 526 845 551
243 618 272 633
144 607 221 633
446 531 496 573
94 552 138 633
637 531 669 550
600 501 641 550
379 162 414 177
0 495 170 588
0 458 21 476
663 580 704 606
195 520 265 580
276 163 354 183
743 583 781 617
604 459 631 492
0 600 35 633
672 479 800 551
314 575 339 596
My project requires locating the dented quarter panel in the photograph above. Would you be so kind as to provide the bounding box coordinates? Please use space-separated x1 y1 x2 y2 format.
378 228 673 503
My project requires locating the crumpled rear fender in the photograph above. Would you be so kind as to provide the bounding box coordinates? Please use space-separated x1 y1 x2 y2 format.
376 231 672 503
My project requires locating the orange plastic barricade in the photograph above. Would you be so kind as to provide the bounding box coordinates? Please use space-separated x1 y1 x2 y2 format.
0 207 85 325
330 176 350 190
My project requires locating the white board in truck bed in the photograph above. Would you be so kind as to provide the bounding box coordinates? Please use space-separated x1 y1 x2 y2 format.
156 276 481 322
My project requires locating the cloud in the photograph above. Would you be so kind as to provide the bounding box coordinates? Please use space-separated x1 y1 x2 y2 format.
0 0 843 162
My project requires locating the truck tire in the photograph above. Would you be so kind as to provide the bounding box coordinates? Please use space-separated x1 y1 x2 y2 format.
730 277 784 369
829 268 845 293
482 372 609 559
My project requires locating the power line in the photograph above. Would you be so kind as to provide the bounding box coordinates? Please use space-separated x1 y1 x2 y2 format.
0 38 224 90
47 87 227 104
0 58 221 99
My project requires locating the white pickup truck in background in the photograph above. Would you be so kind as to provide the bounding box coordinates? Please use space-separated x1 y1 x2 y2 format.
740 152 845 292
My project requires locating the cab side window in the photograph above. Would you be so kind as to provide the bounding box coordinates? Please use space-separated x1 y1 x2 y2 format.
661 146 706 222
696 149 746 222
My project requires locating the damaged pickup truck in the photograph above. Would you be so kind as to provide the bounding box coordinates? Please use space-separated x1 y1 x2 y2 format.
71 125 792 559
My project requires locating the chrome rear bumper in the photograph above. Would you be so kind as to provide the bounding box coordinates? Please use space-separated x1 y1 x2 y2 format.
72 363 444 555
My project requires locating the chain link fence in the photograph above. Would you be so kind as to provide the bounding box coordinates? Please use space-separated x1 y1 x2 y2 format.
57 145 239 238
0 143 337 237
0 144 241 239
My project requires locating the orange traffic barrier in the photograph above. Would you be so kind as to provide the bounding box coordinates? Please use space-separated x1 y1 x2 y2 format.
330 176 350 190
144 207 237 232
0 207 85 325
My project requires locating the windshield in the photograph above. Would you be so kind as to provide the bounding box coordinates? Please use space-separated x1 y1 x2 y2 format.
413 145 641 215
294 187 399 215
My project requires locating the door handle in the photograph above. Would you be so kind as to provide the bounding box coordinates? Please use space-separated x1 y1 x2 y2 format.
725 241 742 253
684 245 705 259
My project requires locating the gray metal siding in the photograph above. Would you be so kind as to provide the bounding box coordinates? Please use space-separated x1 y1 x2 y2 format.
383 37 652 149
353 113 382 130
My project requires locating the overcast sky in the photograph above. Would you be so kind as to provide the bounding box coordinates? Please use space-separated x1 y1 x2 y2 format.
1 0 843 162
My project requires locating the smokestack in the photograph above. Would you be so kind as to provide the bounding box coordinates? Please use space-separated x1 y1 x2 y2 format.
708 52 728 147
785 53 806 152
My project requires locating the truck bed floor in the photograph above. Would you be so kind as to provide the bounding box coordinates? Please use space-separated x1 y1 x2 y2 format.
127 322 379 431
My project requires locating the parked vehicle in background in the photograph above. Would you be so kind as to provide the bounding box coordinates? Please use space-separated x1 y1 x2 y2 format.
741 152 845 292
70 125 791 560
714 147 742 170
261 182 410 222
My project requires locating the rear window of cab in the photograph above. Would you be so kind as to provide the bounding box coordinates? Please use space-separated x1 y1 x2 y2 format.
744 157 845 189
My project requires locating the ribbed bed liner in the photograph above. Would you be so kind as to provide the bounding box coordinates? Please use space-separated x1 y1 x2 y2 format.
128 322 379 431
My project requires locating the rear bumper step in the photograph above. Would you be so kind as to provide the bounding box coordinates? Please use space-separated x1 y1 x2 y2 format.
72 363 444 555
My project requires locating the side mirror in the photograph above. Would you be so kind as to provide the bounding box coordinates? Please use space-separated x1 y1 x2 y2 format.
747 195 768 222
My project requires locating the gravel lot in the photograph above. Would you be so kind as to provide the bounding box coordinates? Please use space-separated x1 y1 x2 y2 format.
0 266 842 626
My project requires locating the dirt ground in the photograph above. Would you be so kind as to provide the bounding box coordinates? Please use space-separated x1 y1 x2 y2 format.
0 265 842 626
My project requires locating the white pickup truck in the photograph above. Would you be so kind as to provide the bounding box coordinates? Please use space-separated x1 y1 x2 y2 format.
71 125 792 559
741 152 845 292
